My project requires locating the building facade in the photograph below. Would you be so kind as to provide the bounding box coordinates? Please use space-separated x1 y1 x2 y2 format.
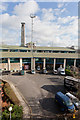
0 45 80 72
0 23 80 72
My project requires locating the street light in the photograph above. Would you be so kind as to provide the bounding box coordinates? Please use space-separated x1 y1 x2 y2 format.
9 106 12 120
30 14 36 73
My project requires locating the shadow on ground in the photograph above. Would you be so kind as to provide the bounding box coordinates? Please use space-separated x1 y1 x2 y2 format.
12 72 21 76
39 98 61 114
47 77 64 84
41 85 65 94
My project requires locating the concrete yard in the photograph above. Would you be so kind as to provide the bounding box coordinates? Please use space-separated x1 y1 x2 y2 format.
2 72 66 118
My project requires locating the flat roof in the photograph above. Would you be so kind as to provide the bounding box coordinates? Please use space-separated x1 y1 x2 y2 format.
0 45 76 51
1 52 79 59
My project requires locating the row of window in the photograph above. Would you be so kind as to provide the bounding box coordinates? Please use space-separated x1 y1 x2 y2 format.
0 49 76 53
0 58 80 67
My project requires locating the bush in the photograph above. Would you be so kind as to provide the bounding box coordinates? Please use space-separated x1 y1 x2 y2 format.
65 69 72 76
2 109 9 120
2 105 23 120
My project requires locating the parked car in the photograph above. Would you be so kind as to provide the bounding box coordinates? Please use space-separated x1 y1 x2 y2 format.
53 70 58 75
43 69 48 74
37 66 40 71
65 92 80 110
55 92 75 112
57 68 65 75
2 70 10 75
19 70 24 75
31 69 36 74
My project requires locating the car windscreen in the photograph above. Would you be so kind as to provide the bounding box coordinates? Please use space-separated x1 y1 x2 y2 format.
61 71 65 73
65 99 73 106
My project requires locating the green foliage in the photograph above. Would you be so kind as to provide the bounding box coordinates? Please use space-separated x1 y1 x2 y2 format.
66 65 71 70
65 69 72 76
2 105 23 120
2 109 9 120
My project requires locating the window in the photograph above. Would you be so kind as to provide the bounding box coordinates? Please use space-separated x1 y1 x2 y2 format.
22 58 31 63
2 49 8 52
2 58 8 63
10 58 20 63
20 50 27 52
10 49 18 52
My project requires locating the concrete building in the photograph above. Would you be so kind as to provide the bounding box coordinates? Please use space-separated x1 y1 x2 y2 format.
0 23 80 72
0 45 80 72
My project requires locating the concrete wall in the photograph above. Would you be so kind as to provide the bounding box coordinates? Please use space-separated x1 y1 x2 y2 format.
0 63 8 70
0 63 20 70
10 63 20 70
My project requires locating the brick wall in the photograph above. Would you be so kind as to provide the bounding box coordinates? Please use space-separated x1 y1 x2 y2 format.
10 63 20 70
0 63 8 70
0 63 20 70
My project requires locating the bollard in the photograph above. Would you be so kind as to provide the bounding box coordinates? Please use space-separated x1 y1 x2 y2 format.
73 114 75 119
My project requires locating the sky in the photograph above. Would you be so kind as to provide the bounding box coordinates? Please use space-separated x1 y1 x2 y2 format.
0 0 79 47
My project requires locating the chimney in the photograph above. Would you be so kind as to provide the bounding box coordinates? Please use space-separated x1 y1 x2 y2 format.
21 22 25 46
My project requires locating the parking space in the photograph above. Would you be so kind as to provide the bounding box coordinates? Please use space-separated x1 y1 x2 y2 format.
2 73 65 117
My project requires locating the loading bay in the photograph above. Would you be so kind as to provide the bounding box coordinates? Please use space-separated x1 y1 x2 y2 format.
2 72 69 119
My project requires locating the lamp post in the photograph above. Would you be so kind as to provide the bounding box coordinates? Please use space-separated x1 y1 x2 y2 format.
30 14 36 72
9 106 12 120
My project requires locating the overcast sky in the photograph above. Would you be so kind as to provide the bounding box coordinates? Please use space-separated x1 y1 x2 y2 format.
0 0 79 47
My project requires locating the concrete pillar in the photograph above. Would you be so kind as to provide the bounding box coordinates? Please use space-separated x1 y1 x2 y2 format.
43 58 46 70
74 59 76 71
74 59 76 67
21 23 25 47
31 58 35 70
64 59 66 70
53 58 56 70
8 58 10 70
33 58 35 70
20 58 22 70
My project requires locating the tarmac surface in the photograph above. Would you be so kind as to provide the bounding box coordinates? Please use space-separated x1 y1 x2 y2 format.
2 72 66 119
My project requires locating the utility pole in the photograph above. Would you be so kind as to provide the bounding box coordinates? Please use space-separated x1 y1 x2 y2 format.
30 14 36 73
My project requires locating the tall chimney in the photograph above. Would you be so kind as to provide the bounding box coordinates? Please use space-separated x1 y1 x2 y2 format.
21 22 25 46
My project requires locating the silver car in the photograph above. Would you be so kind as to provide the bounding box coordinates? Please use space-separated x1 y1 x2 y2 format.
65 92 80 110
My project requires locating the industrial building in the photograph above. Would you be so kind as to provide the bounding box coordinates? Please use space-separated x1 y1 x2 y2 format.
0 23 80 72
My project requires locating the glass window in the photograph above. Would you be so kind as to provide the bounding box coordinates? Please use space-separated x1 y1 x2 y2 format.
20 50 27 52
65 99 73 106
10 49 18 52
35 58 43 63
46 58 54 64
66 59 74 66
76 59 80 67
56 58 64 64
2 58 8 63
2 49 8 52
22 58 31 63
10 58 20 63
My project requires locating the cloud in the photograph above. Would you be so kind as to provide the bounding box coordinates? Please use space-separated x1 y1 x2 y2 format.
58 16 78 24
0 3 8 13
1 0 79 2
13 0 39 16
61 8 66 12
0 1 40 45
0 1 78 48
57 3 64 8
41 8 56 21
